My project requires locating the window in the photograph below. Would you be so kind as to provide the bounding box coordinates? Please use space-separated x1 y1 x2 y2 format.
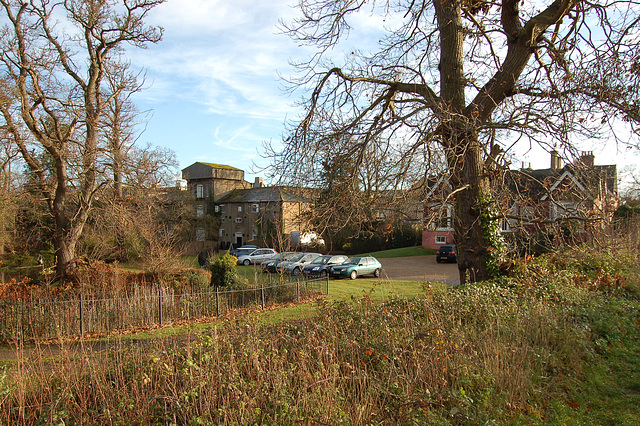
251 204 259 213
235 217 242 223
219 204 226 213
238 205 242 212
433 205 453 230
501 219 510 232
196 184 203 199
195 228 206 241
214 205 219 213
196 205 204 218
219 228 226 237
435 236 447 244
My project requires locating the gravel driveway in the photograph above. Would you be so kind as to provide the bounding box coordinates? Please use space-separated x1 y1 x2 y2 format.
377 255 460 286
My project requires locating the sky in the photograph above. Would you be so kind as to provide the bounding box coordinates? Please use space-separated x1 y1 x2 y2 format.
127 0 311 183
127 0 638 187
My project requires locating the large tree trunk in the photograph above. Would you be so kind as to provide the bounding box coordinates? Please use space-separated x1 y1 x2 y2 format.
54 234 78 279
435 0 495 284
451 138 492 284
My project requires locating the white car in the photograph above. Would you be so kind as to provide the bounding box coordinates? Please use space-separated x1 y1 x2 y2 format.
236 248 278 266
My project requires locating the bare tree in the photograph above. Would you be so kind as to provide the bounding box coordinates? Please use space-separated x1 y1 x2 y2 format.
0 129 18 257
271 0 640 283
101 61 151 199
0 0 164 281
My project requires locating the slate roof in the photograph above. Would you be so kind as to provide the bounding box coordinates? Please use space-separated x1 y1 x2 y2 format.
216 187 312 204
424 163 617 202
505 164 617 200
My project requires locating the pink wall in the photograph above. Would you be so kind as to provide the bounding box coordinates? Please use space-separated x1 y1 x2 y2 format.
422 230 455 249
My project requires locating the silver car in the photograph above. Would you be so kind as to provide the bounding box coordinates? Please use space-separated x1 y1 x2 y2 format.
260 252 297 272
277 252 322 276
236 248 278 266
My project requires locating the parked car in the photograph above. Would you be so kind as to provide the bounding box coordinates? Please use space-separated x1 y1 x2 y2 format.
330 256 382 280
229 247 257 259
302 254 350 278
229 245 258 257
278 252 322 276
260 252 296 273
436 244 457 263
236 248 278 266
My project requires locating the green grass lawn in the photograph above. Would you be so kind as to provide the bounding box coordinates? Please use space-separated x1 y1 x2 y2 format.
358 245 436 258
103 277 433 339
257 277 435 325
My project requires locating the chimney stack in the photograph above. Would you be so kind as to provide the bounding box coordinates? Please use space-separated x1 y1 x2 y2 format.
254 177 263 188
550 150 561 170
578 151 595 167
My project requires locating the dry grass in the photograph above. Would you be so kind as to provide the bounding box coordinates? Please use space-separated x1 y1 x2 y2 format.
0 247 638 424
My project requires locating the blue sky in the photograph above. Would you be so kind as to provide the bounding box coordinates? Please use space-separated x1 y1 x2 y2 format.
127 0 637 186
128 0 303 182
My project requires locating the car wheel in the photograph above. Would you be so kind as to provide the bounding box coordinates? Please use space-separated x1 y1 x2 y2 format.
292 268 301 276
349 270 357 280
320 270 328 278
373 268 380 278
243 259 251 266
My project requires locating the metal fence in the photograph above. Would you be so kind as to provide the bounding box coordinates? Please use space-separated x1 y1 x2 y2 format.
0 277 328 341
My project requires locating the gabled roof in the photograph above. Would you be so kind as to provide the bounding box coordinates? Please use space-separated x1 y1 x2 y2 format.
504 164 618 203
216 187 312 204
425 162 617 203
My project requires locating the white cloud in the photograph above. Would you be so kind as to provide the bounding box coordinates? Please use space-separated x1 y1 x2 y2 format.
128 0 303 122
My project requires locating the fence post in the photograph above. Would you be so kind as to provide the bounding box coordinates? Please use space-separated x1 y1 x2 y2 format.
261 282 265 310
216 287 220 317
79 294 84 338
158 288 163 326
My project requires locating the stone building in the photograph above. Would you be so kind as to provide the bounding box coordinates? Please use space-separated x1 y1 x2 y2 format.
181 162 314 251
214 186 313 249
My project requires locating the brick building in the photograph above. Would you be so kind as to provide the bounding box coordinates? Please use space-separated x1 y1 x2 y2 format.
422 151 619 250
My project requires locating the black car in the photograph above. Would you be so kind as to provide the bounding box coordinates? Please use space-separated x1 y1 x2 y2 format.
301 254 350 278
436 245 457 263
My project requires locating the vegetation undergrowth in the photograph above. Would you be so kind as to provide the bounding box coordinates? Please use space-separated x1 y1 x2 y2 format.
0 247 638 424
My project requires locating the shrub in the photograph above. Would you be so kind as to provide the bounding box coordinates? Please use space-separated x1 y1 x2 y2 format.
384 223 421 249
208 253 244 288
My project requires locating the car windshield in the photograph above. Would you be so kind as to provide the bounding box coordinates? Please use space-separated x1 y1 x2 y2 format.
345 257 361 265
310 255 332 265
288 253 305 262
